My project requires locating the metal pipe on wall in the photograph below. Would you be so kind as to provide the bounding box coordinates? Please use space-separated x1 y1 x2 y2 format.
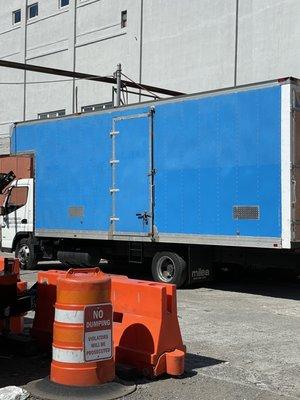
115 63 122 107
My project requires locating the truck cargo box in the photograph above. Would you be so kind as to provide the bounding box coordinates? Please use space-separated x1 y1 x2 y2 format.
10 79 300 250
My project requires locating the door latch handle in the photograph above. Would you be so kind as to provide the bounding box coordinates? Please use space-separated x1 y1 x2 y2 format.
21 219 27 224
136 212 151 226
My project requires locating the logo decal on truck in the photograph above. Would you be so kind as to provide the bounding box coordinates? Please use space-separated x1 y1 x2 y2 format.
191 268 211 280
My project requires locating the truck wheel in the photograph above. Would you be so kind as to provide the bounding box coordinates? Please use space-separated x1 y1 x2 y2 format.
151 252 187 287
15 238 38 270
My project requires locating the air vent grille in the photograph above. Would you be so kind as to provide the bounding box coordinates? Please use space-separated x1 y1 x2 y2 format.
233 206 260 220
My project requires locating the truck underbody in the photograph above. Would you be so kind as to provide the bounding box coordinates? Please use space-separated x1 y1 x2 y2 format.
6 234 300 287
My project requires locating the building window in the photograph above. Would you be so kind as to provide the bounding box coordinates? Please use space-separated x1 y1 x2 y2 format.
121 10 127 28
81 102 113 113
59 0 69 8
27 3 38 19
12 9 21 25
38 109 65 120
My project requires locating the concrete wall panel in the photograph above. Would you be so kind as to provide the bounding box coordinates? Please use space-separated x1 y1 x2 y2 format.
237 0 300 84
142 0 236 93
25 51 73 120
75 0 141 107
27 11 70 57
0 29 22 58
0 0 22 32
0 51 24 133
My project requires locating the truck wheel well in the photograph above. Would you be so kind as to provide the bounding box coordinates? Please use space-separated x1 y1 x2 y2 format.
12 233 31 251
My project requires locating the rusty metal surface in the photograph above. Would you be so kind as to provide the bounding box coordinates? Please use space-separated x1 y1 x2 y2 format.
0 155 33 179
0 155 33 205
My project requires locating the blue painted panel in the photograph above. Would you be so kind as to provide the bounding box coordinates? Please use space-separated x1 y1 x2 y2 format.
12 107 147 232
13 115 112 231
154 86 281 237
114 116 150 233
12 85 282 240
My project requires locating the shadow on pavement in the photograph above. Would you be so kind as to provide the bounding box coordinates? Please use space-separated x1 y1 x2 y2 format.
0 343 50 387
101 262 300 301
203 268 300 301
100 264 152 281
29 261 300 301
181 353 226 378
0 341 224 387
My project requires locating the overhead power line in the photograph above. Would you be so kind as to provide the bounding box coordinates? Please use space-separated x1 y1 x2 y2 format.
121 71 161 99
0 60 185 97
0 76 113 85
0 79 74 85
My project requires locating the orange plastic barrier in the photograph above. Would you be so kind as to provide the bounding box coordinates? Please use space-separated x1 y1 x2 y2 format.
111 277 185 377
9 280 28 334
32 269 185 378
0 273 17 333
0 257 26 334
31 270 65 349
0 257 20 275
50 268 115 386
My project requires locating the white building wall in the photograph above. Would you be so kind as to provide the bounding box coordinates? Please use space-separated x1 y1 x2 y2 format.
0 0 299 153
142 0 237 93
25 0 74 120
75 0 142 109
0 0 25 152
237 0 300 84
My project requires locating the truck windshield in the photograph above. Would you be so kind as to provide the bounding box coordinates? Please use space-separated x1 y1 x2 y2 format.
6 186 28 213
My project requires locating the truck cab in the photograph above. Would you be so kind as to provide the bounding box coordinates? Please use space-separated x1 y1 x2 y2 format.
0 178 34 266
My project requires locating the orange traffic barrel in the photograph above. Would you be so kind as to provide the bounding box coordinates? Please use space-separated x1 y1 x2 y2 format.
51 267 115 386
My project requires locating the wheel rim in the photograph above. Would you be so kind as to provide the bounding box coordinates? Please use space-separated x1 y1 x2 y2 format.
18 245 30 266
157 256 175 282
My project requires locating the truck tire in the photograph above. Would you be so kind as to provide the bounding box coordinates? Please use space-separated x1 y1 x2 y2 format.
15 237 38 270
151 251 187 287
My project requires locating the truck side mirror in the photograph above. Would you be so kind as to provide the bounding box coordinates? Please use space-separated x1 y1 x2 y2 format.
0 206 6 216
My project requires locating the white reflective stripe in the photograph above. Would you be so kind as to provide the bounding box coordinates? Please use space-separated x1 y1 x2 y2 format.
55 308 84 324
52 346 85 363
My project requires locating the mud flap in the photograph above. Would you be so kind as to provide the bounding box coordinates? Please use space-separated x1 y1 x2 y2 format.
187 245 214 285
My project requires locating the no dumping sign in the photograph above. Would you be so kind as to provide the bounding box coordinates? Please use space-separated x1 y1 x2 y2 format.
84 303 113 362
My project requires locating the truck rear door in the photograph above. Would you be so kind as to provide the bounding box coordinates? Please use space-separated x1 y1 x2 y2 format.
110 109 155 238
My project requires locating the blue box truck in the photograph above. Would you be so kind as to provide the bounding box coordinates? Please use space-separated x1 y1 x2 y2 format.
0 78 299 287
